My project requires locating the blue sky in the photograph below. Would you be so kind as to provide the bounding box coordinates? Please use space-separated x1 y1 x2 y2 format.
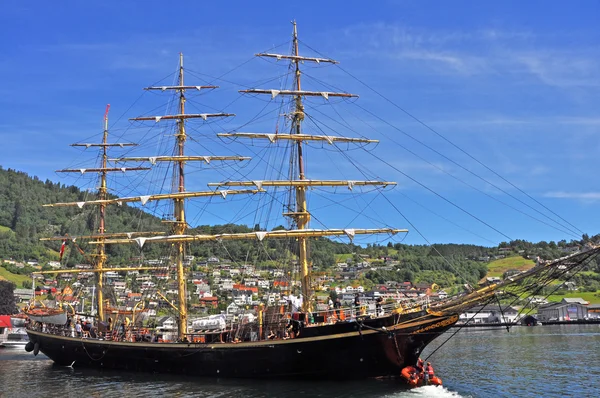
1 1 600 247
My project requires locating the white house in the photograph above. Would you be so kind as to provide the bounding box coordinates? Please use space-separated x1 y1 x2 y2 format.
459 304 520 324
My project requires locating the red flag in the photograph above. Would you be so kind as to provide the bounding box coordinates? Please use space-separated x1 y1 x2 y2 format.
59 240 67 261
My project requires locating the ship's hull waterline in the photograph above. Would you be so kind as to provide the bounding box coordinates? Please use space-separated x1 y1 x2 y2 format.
26 312 458 379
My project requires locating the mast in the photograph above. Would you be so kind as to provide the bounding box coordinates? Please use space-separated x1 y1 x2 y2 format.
96 104 110 322
175 53 188 339
291 21 312 312
55 108 146 322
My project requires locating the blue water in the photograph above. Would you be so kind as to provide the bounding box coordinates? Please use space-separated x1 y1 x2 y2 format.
1 325 598 397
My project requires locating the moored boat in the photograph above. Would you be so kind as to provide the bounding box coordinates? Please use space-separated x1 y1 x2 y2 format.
0 315 29 348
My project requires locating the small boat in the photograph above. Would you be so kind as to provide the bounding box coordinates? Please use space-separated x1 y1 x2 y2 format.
0 328 29 348
401 365 443 387
0 315 29 348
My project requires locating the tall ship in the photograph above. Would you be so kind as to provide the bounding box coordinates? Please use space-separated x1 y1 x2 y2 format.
25 22 600 379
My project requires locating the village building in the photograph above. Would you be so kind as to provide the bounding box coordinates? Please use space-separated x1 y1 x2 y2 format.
537 298 590 322
459 304 520 324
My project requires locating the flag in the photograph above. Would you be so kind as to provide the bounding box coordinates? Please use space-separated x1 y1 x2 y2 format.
59 240 67 261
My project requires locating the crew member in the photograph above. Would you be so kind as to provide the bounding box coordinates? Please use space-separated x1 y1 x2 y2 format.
353 293 360 317
333 298 342 318
376 295 383 316
416 357 424 373
424 362 434 384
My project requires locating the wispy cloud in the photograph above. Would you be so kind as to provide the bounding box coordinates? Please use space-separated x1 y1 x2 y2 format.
544 191 600 202
430 115 600 129
338 22 600 87
517 52 600 88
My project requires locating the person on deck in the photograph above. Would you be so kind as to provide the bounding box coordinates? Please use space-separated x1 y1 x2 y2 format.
75 320 82 338
119 322 126 341
82 321 92 338
333 298 342 318
376 295 383 316
353 294 360 317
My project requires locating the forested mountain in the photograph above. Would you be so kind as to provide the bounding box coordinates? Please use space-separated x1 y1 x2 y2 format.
0 166 165 265
1 166 597 290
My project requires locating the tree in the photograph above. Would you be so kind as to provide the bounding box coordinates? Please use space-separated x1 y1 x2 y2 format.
0 280 18 314
329 290 338 301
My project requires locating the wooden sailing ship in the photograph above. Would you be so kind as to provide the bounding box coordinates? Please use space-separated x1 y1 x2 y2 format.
26 22 600 379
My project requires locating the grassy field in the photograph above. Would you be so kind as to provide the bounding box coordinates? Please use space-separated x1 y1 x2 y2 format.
0 225 14 234
547 291 600 304
486 256 535 277
335 253 353 262
334 249 398 263
0 267 30 287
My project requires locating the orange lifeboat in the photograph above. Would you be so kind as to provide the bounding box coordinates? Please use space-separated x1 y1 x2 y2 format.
401 366 442 387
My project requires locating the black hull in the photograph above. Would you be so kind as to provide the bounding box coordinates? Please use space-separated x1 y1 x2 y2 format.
27 312 458 379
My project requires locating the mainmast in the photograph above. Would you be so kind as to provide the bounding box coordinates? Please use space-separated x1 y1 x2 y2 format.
174 53 188 338
121 53 239 341
96 105 110 323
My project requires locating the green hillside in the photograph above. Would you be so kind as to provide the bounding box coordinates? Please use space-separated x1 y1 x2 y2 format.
0 266 31 286
0 166 167 265
547 291 600 304
486 256 535 278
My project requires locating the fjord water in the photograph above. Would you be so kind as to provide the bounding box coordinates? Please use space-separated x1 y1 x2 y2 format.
1 325 598 398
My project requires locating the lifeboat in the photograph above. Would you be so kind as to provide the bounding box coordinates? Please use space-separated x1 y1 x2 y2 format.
401 366 443 387
23 307 68 325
